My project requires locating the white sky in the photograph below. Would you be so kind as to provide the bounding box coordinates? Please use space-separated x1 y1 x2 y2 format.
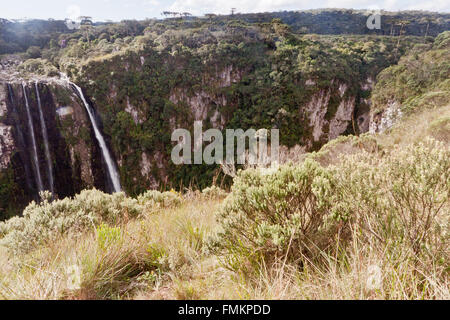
2 0 449 21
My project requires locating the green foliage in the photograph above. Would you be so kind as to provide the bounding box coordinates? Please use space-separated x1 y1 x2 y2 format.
2 13 447 205
25 46 41 59
372 31 450 114
319 138 449 262
0 189 139 254
96 223 123 250
0 167 22 220
18 58 59 76
137 189 182 211
209 159 334 272
1 11 448 55
65 21 428 194
0 187 190 254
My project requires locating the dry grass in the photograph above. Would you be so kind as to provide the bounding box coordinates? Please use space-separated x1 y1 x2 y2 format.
376 104 450 149
0 189 448 300
0 197 223 300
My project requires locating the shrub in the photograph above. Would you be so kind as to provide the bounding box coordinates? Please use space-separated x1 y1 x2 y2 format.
26 46 41 59
0 189 141 254
18 58 59 76
96 224 123 250
210 138 449 277
209 159 335 272
201 186 228 200
137 189 182 211
428 116 450 142
320 138 449 262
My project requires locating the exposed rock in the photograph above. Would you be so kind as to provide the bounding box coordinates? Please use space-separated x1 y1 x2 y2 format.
210 109 225 129
140 152 152 177
306 89 331 141
125 96 144 124
56 106 74 117
0 124 14 169
140 152 159 189
369 100 403 133
361 77 375 91
50 85 96 188
329 97 355 140
170 88 227 124
0 84 14 169
215 65 242 88
338 83 348 97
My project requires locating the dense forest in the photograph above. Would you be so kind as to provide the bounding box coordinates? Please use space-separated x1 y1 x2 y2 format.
1 9 449 54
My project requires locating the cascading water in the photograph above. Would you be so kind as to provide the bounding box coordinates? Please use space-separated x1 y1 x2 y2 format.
71 83 121 192
35 82 54 196
22 83 44 193
7 84 33 192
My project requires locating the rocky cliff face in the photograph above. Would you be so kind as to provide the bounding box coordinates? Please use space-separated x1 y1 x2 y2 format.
0 33 409 217
0 63 374 216
0 78 114 215
369 100 403 133
304 80 371 146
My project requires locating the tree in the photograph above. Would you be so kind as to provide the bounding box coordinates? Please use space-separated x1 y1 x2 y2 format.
79 16 94 44
205 13 216 23
395 20 410 56
26 46 41 58
161 11 180 19
420 17 432 37
79 16 93 25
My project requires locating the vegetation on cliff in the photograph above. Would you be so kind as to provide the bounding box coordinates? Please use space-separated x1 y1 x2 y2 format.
34 18 433 194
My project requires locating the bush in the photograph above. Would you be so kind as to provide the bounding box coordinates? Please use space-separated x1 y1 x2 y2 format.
201 186 228 199
96 224 123 250
0 189 140 254
320 138 449 261
18 58 59 76
26 46 41 59
428 116 450 142
137 189 182 211
209 159 335 272
210 138 449 276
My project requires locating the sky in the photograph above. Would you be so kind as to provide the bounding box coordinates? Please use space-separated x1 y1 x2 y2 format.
2 0 449 21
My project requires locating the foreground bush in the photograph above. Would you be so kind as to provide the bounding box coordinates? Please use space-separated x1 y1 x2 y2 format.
209 159 336 272
0 189 141 254
137 190 182 212
321 138 449 265
211 138 449 280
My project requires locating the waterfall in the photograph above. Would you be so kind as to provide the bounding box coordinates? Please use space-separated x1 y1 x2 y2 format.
7 84 33 192
35 82 55 196
22 83 44 193
71 83 121 192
